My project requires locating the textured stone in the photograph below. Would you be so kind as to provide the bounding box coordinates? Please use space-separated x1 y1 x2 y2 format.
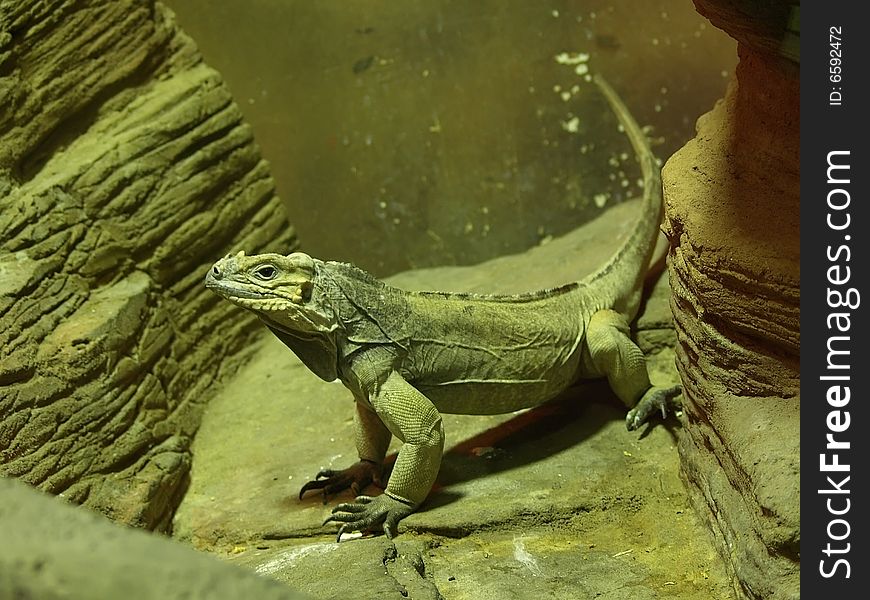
0 0 296 531
661 11 800 600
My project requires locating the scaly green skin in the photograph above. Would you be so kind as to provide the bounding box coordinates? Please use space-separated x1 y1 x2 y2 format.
204 75 681 540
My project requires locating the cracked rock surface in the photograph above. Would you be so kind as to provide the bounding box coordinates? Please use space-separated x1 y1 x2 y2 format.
173 201 734 599
0 0 294 531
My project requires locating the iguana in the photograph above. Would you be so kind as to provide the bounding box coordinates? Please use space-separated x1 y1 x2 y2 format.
204 75 681 541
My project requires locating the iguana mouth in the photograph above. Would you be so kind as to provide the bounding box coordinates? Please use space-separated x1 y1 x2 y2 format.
213 288 300 315
204 277 271 300
222 286 270 300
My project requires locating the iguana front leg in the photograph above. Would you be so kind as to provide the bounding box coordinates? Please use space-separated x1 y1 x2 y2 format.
324 370 444 540
299 400 392 501
585 309 682 430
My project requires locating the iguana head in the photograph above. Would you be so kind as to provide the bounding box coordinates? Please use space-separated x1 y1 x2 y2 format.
205 250 336 334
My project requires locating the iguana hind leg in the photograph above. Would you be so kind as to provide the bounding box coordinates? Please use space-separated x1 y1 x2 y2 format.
625 384 682 431
585 309 681 430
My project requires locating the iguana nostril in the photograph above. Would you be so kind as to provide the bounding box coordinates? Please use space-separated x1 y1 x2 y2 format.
212 264 221 278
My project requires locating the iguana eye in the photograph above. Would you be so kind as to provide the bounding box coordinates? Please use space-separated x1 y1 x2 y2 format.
254 265 277 281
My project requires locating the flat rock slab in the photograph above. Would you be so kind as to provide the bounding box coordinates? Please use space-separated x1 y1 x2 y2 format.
173 200 734 598
0 477 306 600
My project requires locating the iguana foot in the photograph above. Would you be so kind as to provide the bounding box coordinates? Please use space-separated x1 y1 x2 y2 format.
299 459 382 503
626 385 682 431
323 494 415 541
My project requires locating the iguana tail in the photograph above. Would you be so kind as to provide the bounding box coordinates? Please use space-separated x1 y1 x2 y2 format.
581 74 664 320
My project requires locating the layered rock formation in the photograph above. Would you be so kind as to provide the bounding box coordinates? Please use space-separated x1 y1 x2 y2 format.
0 0 295 531
662 1 800 598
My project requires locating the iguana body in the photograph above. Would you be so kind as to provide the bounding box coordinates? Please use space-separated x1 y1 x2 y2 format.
205 75 680 540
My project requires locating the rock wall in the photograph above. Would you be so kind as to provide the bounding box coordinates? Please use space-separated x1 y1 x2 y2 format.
662 1 799 598
0 0 296 532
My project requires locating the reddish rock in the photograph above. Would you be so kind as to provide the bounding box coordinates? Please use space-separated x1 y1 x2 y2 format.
662 2 799 598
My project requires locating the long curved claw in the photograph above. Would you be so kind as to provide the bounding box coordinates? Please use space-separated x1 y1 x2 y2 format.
298 470 339 503
299 460 381 503
626 385 682 431
323 494 414 542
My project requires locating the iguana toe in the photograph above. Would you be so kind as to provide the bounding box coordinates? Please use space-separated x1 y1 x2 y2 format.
626 385 682 431
323 494 414 541
299 459 381 503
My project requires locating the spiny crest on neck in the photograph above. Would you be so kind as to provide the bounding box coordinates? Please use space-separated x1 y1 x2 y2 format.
323 260 387 289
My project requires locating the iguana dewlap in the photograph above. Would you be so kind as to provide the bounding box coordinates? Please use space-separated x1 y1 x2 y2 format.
204 75 680 540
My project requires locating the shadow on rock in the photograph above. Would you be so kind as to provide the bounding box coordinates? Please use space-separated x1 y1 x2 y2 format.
426 380 621 501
